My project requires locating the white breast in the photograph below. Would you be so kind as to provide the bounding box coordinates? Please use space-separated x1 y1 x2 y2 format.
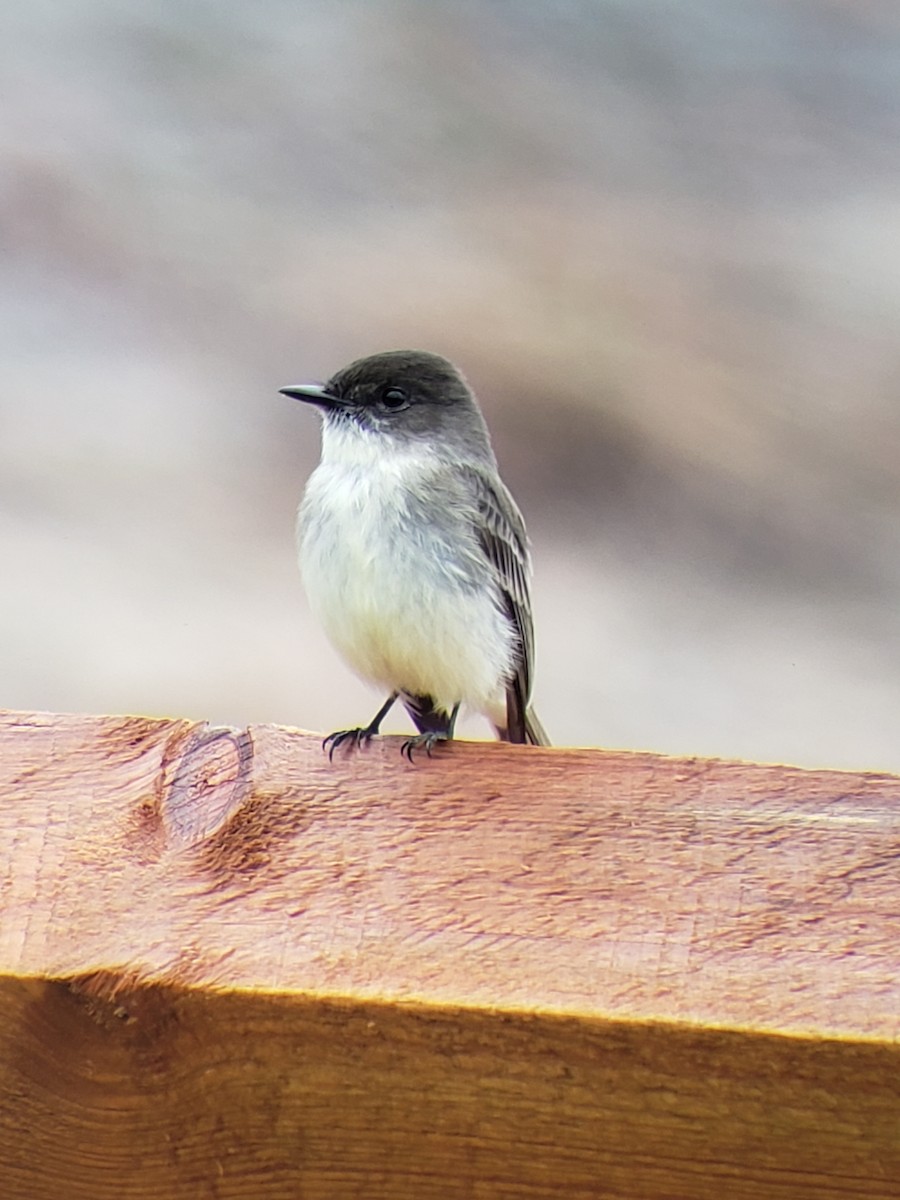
297 422 514 720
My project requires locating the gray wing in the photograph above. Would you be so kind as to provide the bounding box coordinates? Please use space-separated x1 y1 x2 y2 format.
459 466 534 741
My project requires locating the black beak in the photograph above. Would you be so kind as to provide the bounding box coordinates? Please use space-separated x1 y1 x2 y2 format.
279 383 347 409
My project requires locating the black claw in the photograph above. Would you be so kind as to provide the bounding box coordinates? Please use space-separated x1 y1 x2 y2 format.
322 726 377 761
401 731 451 763
323 694 399 762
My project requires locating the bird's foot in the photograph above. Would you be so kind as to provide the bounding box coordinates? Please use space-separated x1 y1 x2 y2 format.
323 693 399 761
401 731 452 763
323 725 379 762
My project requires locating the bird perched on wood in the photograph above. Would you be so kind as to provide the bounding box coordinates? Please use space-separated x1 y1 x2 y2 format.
281 349 549 760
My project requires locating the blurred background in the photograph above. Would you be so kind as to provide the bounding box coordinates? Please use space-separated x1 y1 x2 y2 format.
3 0 900 771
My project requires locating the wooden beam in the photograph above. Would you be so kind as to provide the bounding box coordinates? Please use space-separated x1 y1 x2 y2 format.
1 709 898 1198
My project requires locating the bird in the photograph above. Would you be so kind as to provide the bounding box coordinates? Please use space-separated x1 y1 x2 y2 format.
280 349 549 760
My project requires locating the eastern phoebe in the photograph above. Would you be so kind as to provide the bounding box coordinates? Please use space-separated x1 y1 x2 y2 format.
280 349 549 760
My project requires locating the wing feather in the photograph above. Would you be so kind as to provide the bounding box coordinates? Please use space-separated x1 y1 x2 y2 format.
459 466 535 741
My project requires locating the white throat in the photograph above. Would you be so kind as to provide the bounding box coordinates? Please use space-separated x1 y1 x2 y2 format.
319 416 437 473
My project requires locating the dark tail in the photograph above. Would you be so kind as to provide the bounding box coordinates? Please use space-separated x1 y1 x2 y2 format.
495 694 551 746
523 707 551 746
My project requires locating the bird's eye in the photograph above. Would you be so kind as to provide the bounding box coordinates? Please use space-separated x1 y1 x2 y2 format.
380 387 409 411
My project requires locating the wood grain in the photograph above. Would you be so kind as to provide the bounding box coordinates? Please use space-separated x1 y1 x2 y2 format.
1 709 899 1198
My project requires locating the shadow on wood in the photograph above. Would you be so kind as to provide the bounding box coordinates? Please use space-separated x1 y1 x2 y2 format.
1 709 898 1198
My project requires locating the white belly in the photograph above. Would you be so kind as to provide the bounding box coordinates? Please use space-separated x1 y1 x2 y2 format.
298 452 514 719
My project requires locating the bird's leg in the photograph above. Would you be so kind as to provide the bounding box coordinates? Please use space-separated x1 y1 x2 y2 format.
402 702 461 763
323 692 399 761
